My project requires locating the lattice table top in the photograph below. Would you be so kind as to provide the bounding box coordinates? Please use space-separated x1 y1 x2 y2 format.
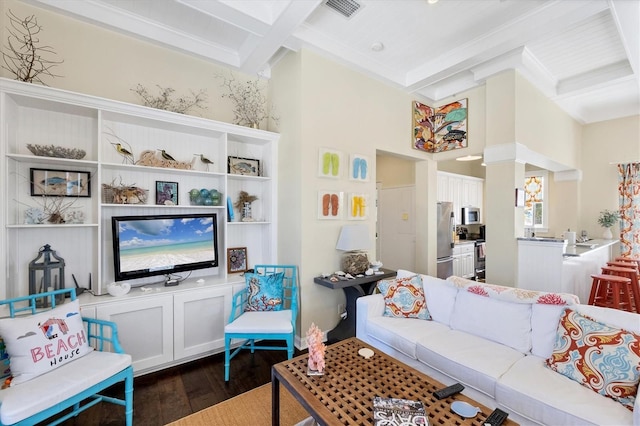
272 337 518 425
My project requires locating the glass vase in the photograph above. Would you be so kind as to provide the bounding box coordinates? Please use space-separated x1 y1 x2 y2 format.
241 202 252 221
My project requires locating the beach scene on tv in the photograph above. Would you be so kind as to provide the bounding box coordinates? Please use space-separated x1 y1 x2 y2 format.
117 217 216 273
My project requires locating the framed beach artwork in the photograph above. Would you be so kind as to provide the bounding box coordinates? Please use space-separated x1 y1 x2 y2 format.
318 148 344 179
227 247 248 273
349 154 370 182
348 193 368 220
30 168 91 197
413 98 468 153
228 156 260 176
156 181 178 205
317 191 343 220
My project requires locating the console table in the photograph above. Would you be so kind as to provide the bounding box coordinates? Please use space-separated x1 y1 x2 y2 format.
314 268 396 342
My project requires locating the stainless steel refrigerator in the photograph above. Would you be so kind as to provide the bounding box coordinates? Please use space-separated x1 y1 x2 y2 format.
436 202 455 279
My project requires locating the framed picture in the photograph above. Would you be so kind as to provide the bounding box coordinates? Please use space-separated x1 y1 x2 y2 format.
349 154 370 182
413 98 468 153
348 193 369 220
156 181 178 205
30 168 91 197
227 247 248 273
228 156 260 176
318 148 344 179
317 191 343 220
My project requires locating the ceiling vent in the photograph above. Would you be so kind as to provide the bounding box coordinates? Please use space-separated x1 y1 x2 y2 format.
325 0 362 19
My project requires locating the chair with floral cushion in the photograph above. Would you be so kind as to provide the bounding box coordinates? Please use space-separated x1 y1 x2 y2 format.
224 265 298 381
0 288 133 425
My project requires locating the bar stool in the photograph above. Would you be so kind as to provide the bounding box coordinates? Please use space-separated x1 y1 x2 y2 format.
588 274 635 312
615 257 640 270
608 260 639 271
600 265 640 313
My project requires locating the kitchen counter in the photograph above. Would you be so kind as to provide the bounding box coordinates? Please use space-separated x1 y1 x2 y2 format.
517 237 619 302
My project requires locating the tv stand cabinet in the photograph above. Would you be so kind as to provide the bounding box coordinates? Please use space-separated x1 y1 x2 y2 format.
1 78 279 374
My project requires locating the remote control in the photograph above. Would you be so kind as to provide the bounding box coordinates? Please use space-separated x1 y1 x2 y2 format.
433 382 464 400
484 408 508 426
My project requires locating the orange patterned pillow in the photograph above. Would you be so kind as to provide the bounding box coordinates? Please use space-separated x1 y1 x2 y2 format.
377 275 431 320
545 308 640 410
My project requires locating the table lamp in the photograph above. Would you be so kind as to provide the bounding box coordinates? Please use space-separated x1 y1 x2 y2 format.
336 224 372 275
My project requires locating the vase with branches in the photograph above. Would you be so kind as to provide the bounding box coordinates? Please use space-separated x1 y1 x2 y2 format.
214 71 278 129
2 9 63 85
234 191 258 222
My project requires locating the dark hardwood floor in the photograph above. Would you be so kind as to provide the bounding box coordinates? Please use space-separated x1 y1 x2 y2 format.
51 344 305 426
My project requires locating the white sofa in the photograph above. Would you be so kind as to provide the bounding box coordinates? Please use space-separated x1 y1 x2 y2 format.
356 271 640 425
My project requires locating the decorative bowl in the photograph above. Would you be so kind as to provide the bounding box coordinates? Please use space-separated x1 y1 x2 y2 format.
26 143 86 160
107 282 131 297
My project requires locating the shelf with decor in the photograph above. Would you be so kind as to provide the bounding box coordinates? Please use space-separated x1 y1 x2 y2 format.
1 78 278 306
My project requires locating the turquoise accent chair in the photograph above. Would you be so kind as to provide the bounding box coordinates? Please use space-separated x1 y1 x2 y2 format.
0 289 133 425
224 265 298 381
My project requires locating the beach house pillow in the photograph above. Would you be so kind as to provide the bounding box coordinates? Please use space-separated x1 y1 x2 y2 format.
377 275 431 320
545 308 640 410
244 272 285 311
0 299 93 386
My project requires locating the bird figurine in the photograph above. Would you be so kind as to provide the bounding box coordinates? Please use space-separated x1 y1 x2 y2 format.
195 153 214 171
158 149 176 162
111 143 134 164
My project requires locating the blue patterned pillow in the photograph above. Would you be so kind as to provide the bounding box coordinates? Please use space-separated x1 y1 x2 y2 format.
245 272 285 311
377 275 431 320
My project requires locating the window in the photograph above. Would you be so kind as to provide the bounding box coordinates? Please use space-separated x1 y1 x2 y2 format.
524 171 548 231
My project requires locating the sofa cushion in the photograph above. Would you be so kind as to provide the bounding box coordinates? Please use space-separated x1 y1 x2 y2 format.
531 303 569 358
377 275 431 320
449 290 532 353
496 355 632 426
545 308 640 410
415 329 524 398
420 275 458 326
0 350 131 425
366 316 451 359
0 300 93 386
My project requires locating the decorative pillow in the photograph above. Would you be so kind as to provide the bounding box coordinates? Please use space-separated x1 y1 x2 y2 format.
244 272 285 311
377 275 431 320
0 299 93 386
545 308 640 410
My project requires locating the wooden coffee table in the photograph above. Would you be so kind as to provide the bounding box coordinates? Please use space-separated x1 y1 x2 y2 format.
271 337 518 425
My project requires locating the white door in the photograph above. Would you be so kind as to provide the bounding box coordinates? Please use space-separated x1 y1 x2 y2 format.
378 186 416 272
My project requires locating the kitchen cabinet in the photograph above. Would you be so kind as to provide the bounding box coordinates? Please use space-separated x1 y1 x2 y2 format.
453 243 475 279
438 172 484 225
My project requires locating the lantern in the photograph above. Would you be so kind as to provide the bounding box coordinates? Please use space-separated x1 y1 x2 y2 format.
28 244 65 307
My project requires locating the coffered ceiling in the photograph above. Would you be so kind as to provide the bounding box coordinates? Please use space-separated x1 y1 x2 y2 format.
27 0 640 124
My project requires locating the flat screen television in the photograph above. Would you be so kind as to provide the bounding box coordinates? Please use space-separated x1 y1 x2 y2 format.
111 213 219 283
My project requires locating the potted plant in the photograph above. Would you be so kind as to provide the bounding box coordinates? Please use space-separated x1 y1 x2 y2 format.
597 209 620 239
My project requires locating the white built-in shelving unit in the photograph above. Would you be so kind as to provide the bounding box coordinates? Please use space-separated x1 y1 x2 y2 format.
0 79 279 373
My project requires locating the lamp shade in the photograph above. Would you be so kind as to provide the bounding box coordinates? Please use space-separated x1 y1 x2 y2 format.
336 224 372 251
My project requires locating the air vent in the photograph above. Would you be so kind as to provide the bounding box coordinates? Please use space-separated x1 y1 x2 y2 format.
325 0 361 18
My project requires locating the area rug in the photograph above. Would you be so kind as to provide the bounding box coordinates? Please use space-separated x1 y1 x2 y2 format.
167 383 311 426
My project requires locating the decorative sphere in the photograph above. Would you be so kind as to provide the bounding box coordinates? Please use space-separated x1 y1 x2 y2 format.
203 197 214 206
189 189 200 200
194 196 204 205
200 189 210 198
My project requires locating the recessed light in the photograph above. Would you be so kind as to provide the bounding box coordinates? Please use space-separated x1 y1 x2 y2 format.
455 155 482 162
371 42 384 52
427 0 439 4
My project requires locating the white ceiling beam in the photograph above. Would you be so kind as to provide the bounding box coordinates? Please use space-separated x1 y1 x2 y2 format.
237 1 321 75
609 0 640 75
177 0 272 36
28 0 242 66
405 0 609 91
557 60 633 95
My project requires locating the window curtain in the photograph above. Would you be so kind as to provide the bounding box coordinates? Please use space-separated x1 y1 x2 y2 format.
617 162 640 257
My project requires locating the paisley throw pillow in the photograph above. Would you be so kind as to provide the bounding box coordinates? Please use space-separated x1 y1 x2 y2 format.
377 275 431 320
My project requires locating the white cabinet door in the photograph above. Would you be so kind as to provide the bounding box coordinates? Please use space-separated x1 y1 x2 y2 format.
96 295 173 372
173 286 233 360
461 252 475 278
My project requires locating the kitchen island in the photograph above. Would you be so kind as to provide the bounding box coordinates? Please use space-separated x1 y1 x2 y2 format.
517 238 619 303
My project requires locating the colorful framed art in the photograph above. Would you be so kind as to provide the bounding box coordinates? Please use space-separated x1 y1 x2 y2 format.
413 98 468 153
227 247 248 273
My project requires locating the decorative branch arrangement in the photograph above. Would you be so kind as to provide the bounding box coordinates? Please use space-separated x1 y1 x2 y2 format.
234 191 258 211
2 10 63 84
131 84 207 115
214 71 279 129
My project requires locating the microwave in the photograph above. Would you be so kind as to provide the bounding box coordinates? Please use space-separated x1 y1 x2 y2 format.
461 206 481 225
